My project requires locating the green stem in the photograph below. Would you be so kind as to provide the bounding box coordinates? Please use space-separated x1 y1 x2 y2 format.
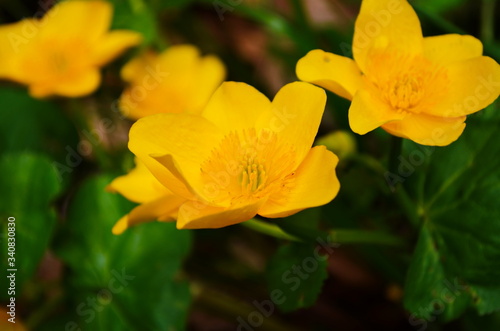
198 0 316 52
348 150 420 228
65 98 113 170
413 5 465 35
192 282 300 331
129 0 146 11
290 0 308 27
244 219 404 246
414 4 500 61
481 0 496 44
346 154 387 177
329 229 404 246
242 219 301 242
393 186 421 227
386 136 422 226
25 290 64 329
388 136 403 185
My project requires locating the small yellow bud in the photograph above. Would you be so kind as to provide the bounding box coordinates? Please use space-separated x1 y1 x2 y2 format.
316 130 357 159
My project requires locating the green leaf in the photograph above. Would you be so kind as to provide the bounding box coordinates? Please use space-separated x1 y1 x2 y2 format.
57 174 192 330
0 153 62 299
462 310 500 331
266 242 328 312
0 87 78 159
109 0 160 46
405 227 472 323
404 104 500 321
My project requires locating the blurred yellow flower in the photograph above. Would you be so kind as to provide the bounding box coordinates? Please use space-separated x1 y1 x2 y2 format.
296 0 500 146
315 130 357 159
119 45 226 119
107 158 186 235
0 306 27 330
114 81 339 231
0 1 142 98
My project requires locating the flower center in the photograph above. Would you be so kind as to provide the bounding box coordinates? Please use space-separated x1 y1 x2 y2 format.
200 129 296 204
240 155 267 194
50 50 70 73
23 38 90 80
386 74 424 111
365 53 448 113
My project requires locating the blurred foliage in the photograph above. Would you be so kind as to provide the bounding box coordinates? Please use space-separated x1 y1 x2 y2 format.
266 242 328 312
404 104 500 320
0 88 78 165
108 0 161 47
0 0 499 330
0 153 62 297
415 0 468 14
56 175 191 330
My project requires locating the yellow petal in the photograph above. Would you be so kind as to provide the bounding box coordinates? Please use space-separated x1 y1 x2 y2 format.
176 198 266 229
382 113 466 146
150 153 208 203
119 45 224 119
257 82 327 164
92 30 142 66
423 34 483 65
354 0 423 73
0 19 37 82
120 50 158 83
349 89 406 135
29 68 101 98
425 56 500 117
119 86 182 120
151 45 201 93
153 151 238 207
129 113 223 198
296 49 363 100
40 1 112 42
202 82 271 133
156 44 200 76
112 194 185 235
186 55 226 113
258 146 340 218
107 158 170 204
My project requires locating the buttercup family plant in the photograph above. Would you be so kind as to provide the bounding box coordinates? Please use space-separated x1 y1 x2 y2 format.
112 81 339 232
0 1 141 97
0 0 499 330
118 45 226 119
297 0 500 146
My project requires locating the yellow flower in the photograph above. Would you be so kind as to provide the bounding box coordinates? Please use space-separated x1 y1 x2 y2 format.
113 81 340 231
0 1 142 98
109 45 225 233
107 158 186 235
296 0 500 146
119 45 226 119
